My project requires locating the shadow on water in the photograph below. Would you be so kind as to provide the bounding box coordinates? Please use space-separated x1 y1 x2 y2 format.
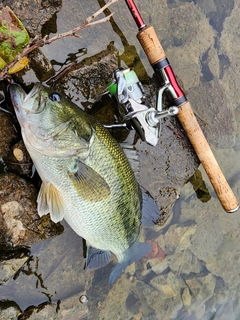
0 0 240 319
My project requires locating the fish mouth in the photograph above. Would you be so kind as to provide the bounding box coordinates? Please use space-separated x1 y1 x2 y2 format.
9 83 42 112
9 83 27 111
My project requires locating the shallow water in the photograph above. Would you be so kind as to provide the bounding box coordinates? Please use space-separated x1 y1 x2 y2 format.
1 0 240 319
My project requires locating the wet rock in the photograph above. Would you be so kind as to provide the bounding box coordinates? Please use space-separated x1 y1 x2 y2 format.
19 293 89 320
13 49 56 84
5 140 33 177
0 111 18 160
219 2 240 68
133 280 161 318
214 301 236 320
166 2 215 90
150 275 176 300
2 0 62 37
195 0 216 15
186 274 216 303
148 257 169 275
181 287 191 310
145 225 201 276
0 302 21 319
219 1 240 145
97 274 132 320
53 43 119 107
179 194 240 289
18 303 56 320
180 273 218 318
188 81 236 148
169 3 214 49
136 116 199 226
0 173 63 247
137 274 183 320
169 250 203 275
157 224 197 254
0 224 94 313
203 46 220 80
29 49 55 82
0 257 28 285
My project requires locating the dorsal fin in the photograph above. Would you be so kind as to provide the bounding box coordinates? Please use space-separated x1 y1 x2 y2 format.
120 143 139 173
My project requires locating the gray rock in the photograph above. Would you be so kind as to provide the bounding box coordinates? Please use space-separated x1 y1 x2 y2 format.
0 303 21 320
188 81 236 148
214 301 236 320
0 257 28 285
0 111 18 160
53 43 119 107
4 140 33 177
0 173 63 247
2 0 62 37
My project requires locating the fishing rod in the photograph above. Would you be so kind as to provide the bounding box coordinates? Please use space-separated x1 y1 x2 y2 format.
123 0 239 213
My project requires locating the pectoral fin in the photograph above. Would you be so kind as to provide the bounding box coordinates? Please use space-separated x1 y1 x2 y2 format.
68 160 110 202
37 181 65 223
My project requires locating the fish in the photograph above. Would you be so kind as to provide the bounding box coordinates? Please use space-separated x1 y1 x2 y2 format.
9 83 161 285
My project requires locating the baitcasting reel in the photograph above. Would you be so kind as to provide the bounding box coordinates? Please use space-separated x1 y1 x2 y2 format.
107 68 178 146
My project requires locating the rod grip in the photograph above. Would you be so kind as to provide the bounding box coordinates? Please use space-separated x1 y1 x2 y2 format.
177 101 239 213
137 26 166 65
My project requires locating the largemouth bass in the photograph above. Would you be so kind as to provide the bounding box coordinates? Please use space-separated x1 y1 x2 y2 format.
9 83 161 284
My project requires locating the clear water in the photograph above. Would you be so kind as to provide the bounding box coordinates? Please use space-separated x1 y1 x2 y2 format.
1 0 240 319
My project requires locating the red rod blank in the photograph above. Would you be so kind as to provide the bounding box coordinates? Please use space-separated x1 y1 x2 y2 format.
125 0 145 29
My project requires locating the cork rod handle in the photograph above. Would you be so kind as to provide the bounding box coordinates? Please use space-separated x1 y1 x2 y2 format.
137 26 239 213
178 102 238 212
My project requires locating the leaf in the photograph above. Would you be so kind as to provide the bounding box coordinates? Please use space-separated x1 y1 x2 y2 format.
0 6 30 73
182 287 191 308
175 225 197 253
159 284 176 298
0 56 6 69
8 56 29 74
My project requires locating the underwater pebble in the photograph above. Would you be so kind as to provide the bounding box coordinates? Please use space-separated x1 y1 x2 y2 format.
0 111 18 159
6 140 33 177
182 287 192 309
13 147 24 161
79 295 88 304
0 305 21 319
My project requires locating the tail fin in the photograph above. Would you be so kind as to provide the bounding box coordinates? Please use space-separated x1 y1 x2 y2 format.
108 240 151 285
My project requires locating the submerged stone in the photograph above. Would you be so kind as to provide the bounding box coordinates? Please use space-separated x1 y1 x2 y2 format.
0 173 64 248
0 111 18 160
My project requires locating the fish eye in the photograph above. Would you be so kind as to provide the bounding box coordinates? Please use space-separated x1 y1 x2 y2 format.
49 92 61 102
